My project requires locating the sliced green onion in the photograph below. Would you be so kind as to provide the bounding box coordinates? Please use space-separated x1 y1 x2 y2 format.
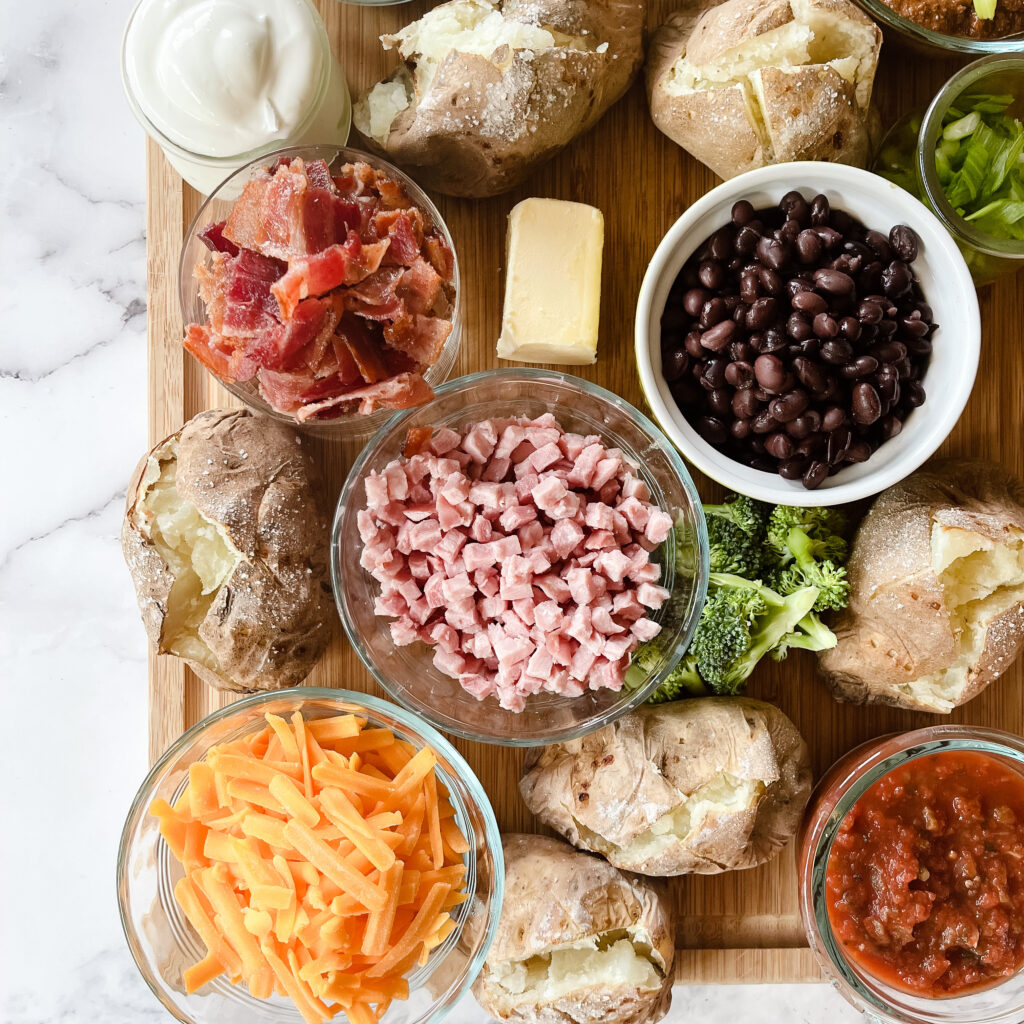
944 112 982 140
973 0 996 19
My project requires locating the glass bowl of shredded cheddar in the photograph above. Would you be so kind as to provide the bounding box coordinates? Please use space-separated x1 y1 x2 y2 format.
117 688 503 1024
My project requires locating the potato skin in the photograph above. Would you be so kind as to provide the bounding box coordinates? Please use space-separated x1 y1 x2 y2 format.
645 0 880 180
355 0 646 198
819 458 1024 712
121 408 334 692
520 698 812 875
473 834 674 1024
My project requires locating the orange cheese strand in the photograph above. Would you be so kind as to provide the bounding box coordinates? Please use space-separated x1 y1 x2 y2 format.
153 710 471 1024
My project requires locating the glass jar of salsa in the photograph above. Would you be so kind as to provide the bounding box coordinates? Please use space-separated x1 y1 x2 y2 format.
799 727 1024 1024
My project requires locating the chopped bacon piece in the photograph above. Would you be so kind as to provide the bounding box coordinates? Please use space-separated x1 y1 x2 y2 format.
272 234 360 318
198 220 239 257
296 372 433 421
397 258 443 316
336 314 389 383
401 426 434 458
384 316 452 367
221 249 285 335
424 233 455 279
184 324 235 380
304 159 334 191
374 209 424 267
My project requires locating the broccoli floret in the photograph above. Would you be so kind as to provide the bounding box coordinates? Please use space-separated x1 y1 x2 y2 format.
770 527 850 612
645 656 708 703
690 573 821 696
704 495 770 576
770 610 839 660
765 505 848 568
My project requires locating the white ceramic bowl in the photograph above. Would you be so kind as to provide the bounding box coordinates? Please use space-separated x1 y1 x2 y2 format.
635 162 981 506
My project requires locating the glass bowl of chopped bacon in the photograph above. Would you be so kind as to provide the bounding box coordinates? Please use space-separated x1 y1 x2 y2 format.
331 368 711 747
117 687 503 1024
179 145 462 436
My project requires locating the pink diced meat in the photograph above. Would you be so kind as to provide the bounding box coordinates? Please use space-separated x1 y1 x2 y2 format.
631 617 662 642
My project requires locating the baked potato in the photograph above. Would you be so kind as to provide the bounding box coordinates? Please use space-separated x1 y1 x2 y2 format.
819 459 1024 713
353 0 646 198
121 408 334 692
473 834 674 1024
646 0 881 180
520 697 812 875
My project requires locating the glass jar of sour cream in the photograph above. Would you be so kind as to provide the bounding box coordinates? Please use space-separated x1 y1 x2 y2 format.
121 0 351 195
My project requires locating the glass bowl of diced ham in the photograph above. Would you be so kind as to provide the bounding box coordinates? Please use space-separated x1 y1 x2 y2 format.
331 368 711 746
179 145 461 436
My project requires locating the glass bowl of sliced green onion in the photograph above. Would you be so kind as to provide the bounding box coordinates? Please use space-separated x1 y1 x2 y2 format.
874 54 1024 285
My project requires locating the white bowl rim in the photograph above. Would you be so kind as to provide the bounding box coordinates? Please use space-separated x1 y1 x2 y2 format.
635 161 981 506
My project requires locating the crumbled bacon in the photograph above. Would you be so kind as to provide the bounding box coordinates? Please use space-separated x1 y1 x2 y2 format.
185 158 455 421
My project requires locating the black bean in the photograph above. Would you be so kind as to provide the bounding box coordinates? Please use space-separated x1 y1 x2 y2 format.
792 290 828 315
803 460 829 489
814 226 843 249
786 411 822 439
787 312 814 341
760 328 788 353
732 389 761 419
699 260 725 290
780 191 810 224
731 200 756 226
795 229 823 265
703 358 728 389
753 387 771 402
700 320 737 352
662 348 689 381
813 268 855 295
754 353 787 392
852 382 882 425
813 313 839 339
759 267 783 295
700 298 728 327
882 260 912 297
696 416 728 445
894 357 913 380
683 288 709 317
746 297 778 330
725 360 755 388
904 380 926 407
879 414 903 439
905 334 932 356
871 341 907 363
799 337 822 359
740 270 761 304
764 432 795 459
889 224 919 263
841 356 879 379
708 388 733 417
685 331 705 358
858 298 885 324
732 302 748 325
826 427 852 465
876 364 900 402
792 356 827 393
845 441 872 464
900 315 931 339
810 194 831 226
865 230 893 262
795 434 826 458
731 340 755 362
821 338 853 365
757 237 789 271
821 405 847 431
839 316 862 342
769 389 810 423
709 227 734 262
779 456 810 480
751 408 780 434
858 261 884 294
731 418 753 440
777 219 803 244
735 224 760 256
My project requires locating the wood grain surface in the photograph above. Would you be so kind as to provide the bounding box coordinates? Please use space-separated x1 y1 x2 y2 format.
143 2 1024 985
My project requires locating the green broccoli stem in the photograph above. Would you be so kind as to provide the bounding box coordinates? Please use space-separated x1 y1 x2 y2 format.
783 611 838 651
741 585 821 668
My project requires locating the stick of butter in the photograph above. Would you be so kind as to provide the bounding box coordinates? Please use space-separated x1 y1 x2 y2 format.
496 198 604 365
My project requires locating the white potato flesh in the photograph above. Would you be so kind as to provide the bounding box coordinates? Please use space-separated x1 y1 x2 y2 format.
579 772 765 863
490 933 663 1005
905 523 1024 709
360 80 413 145
139 450 240 670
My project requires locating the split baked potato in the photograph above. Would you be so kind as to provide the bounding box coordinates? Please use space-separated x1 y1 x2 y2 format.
646 0 881 179
473 834 675 1024
353 0 646 198
819 459 1024 713
121 409 334 692
520 698 812 875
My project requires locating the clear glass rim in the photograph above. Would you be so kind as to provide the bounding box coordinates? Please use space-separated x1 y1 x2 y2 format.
801 725 1024 1023
329 366 711 747
120 0 333 166
176 143 462 431
918 54 1024 259
851 0 1024 53
116 686 505 1024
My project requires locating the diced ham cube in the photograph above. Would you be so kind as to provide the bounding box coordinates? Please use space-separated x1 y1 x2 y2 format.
383 463 409 502
433 648 466 677
517 521 545 551
390 616 419 645
514 472 541 501
551 519 584 560
459 673 494 700
495 425 526 459
434 528 467 563
499 504 537 532
569 645 598 681
441 571 474 603
621 473 651 502
526 646 554 678
612 590 645 622
462 542 496 572
525 549 552 576
645 509 674 546
528 442 563 474
592 606 627 635
501 610 530 638
584 529 615 550
408 519 443 552
462 420 498 463
374 591 407 617
566 567 607 607
559 432 588 460
591 656 626 691
482 457 511 482
475 568 500 599
492 633 533 665
602 635 635 661
534 600 564 633
631 617 662 642
584 502 615 532
595 549 632 583
429 426 462 455
535 574 572 603
546 633 574 666
616 496 650 533
364 473 389 510
439 472 471 504
591 457 622 492
512 598 536 626
424 573 446 608
470 515 493 543
479 593 506 620
567 443 606 489
427 621 460 653
407 597 431 625
469 632 493 660
637 582 671 609
532 475 567 512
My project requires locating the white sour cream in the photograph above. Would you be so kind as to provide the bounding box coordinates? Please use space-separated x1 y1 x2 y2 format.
123 0 350 192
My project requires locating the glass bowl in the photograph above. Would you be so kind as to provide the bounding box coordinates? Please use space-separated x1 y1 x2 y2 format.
179 144 462 439
874 55 1024 284
331 368 710 747
851 0 1024 53
117 688 503 1024
799 726 1024 1024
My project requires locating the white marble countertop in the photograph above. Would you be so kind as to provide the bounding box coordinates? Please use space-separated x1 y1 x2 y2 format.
0 1 862 1020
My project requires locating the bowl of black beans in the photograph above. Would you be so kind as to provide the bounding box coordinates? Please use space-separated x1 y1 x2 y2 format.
635 162 981 504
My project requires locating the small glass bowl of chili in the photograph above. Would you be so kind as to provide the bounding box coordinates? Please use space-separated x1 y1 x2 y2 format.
799 726 1024 1024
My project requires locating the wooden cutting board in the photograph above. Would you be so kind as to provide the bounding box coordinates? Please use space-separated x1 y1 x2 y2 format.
144 0 1024 984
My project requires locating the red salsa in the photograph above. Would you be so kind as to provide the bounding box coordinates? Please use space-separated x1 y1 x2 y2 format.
826 751 1024 997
